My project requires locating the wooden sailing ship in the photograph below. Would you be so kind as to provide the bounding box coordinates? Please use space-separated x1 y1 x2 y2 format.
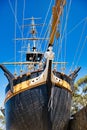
0 0 81 130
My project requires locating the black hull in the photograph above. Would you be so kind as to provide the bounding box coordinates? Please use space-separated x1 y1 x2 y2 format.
5 84 49 130
1 62 75 130
5 82 71 130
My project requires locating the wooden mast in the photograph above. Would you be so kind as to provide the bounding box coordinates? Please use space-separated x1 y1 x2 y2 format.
49 0 66 46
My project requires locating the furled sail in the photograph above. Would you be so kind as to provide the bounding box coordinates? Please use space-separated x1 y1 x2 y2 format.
49 0 66 46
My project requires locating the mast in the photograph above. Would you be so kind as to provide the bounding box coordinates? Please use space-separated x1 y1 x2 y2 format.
49 0 66 46
30 17 37 51
15 17 49 63
24 17 44 62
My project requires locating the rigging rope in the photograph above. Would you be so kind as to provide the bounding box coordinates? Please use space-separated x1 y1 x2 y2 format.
53 37 57 63
60 15 63 71
56 5 64 68
48 82 55 111
60 0 72 46
40 0 53 37
43 16 52 52
64 4 68 72
55 0 71 72
70 18 87 72
38 0 53 52
14 0 17 75
60 5 67 72
20 0 26 73
67 17 87 36
8 0 25 75
8 0 22 36
75 36 87 68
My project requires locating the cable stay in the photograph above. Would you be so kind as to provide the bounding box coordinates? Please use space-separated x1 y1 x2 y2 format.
75 36 87 68
60 0 72 44
70 19 87 72
14 0 17 77
38 0 53 52
53 0 72 73
67 17 87 36
8 0 22 37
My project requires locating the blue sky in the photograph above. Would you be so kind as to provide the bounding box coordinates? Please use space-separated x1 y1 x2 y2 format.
0 0 87 107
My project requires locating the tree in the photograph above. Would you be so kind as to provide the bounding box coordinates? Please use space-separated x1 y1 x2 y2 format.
0 114 5 130
71 75 87 114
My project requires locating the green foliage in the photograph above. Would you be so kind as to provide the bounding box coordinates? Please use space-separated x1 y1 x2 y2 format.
71 75 87 114
0 115 4 120
76 75 87 85
83 85 87 93
0 114 5 130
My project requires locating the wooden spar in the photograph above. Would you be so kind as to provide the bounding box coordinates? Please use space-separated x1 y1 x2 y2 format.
49 0 66 46
0 61 67 65
15 38 49 41
24 17 41 20
22 23 44 27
